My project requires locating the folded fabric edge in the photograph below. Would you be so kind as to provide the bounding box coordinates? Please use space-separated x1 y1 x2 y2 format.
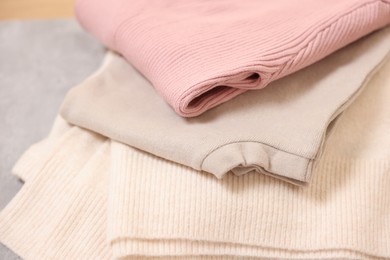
204 43 390 185
0 128 111 259
175 1 390 117
12 116 73 182
311 47 390 170
0 167 111 260
201 141 311 185
112 237 388 260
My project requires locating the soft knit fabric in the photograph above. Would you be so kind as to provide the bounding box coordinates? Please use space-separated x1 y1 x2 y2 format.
12 116 73 183
3 125 390 260
61 27 390 184
76 0 390 116
0 128 113 260
1 51 390 259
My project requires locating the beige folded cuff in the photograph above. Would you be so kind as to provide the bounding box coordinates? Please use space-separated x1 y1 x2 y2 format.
61 27 390 184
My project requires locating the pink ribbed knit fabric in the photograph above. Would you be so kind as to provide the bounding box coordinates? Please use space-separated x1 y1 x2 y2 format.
76 0 390 117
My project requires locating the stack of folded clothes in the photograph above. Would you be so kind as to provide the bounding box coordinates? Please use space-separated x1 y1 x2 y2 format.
1 0 390 259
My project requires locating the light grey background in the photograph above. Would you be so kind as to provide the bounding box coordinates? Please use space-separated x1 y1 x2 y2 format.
0 19 105 259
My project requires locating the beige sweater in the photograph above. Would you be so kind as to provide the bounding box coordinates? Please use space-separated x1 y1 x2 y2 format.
0 50 389 259
60 27 390 185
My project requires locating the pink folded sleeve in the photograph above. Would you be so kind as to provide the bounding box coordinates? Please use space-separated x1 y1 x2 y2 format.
75 0 390 117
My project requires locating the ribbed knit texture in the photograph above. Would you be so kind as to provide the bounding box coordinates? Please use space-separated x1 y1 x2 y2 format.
110 144 390 259
61 27 390 184
1 53 390 259
0 127 112 260
3 127 389 259
12 116 72 182
3 123 390 260
75 0 390 116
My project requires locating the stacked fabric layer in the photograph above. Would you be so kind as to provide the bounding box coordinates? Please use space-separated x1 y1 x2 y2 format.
61 27 390 184
76 0 390 116
1 0 390 259
1 56 390 258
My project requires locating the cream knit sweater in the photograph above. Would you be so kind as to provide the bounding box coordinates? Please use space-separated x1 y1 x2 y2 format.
0 52 389 259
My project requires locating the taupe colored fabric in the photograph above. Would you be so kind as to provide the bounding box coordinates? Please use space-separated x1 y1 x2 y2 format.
61 28 390 184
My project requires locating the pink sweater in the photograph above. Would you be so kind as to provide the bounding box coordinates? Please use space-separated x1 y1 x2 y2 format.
76 0 390 117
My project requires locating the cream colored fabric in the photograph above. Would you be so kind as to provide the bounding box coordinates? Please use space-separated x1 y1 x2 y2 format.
1 51 390 259
13 116 73 182
0 127 112 259
60 27 390 185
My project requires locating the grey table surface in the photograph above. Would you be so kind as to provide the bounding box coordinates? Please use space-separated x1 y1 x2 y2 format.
0 19 105 259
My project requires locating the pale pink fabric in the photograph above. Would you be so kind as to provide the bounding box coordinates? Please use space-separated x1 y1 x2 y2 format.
75 0 390 117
